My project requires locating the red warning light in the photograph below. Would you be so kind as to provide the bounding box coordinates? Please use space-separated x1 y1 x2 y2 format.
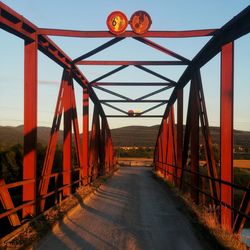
128 110 134 116
106 11 128 35
130 11 152 35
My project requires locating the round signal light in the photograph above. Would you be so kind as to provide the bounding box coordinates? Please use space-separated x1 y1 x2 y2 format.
106 11 128 35
130 11 152 35
128 110 134 116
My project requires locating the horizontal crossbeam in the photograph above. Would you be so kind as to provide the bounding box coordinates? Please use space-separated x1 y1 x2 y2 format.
106 115 163 118
76 60 188 66
100 100 168 103
38 29 217 38
92 82 172 86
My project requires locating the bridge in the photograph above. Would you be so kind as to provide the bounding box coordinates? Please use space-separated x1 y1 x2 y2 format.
0 2 250 249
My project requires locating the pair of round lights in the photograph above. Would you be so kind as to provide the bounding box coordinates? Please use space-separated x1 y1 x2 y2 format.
106 10 152 35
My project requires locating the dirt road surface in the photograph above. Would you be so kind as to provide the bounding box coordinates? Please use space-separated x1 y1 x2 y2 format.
37 167 211 250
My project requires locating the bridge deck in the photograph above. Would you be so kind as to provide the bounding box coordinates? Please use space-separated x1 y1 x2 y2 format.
37 167 211 250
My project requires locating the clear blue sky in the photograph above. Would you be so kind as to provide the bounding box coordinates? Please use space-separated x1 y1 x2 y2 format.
0 1 250 131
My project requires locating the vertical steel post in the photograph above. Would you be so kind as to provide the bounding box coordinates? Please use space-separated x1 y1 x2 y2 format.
23 37 37 218
101 118 106 175
220 42 234 231
83 87 89 184
176 88 183 187
190 80 199 204
158 134 163 174
162 118 167 178
167 106 175 184
89 106 100 180
63 71 72 197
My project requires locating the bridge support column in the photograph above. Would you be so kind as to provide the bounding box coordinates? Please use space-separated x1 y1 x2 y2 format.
23 37 37 218
167 106 176 184
220 42 234 231
176 89 183 187
100 118 106 175
190 79 199 204
161 118 167 178
63 70 72 197
89 106 100 180
83 87 89 184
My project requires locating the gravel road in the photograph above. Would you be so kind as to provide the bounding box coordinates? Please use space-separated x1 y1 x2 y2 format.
37 167 210 250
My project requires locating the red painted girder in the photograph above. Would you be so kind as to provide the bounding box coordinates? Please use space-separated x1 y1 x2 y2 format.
161 118 168 178
89 106 100 181
100 100 168 103
0 179 21 226
63 73 72 197
233 181 250 233
190 80 200 204
0 2 36 41
106 115 163 118
76 61 188 65
220 42 234 231
166 106 176 183
23 38 37 218
133 37 190 63
176 89 183 187
71 83 83 170
92 82 171 86
37 29 217 38
82 88 89 184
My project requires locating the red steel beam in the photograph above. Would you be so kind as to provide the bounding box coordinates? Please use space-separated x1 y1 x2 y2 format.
133 37 190 63
134 65 176 85
76 60 188 66
89 106 100 181
106 115 163 118
233 181 250 233
37 29 217 38
158 135 163 175
82 88 89 184
92 82 171 86
23 37 37 218
73 37 125 63
0 179 21 226
220 42 234 231
161 118 168 178
190 80 199 204
71 82 83 179
136 86 172 101
176 89 183 187
63 73 73 197
166 106 175 183
0 2 36 41
100 100 168 103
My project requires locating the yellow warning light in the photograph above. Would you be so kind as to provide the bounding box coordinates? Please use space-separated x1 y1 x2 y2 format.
106 11 128 35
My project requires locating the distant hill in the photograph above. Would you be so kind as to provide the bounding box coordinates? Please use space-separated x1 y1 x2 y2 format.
0 125 63 148
0 125 250 148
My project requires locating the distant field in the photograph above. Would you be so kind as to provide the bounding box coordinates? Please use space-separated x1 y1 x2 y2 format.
233 160 250 169
117 157 153 161
117 159 250 169
200 160 250 169
116 157 153 167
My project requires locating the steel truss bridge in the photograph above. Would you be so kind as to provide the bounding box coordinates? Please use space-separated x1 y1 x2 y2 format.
0 1 249 246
